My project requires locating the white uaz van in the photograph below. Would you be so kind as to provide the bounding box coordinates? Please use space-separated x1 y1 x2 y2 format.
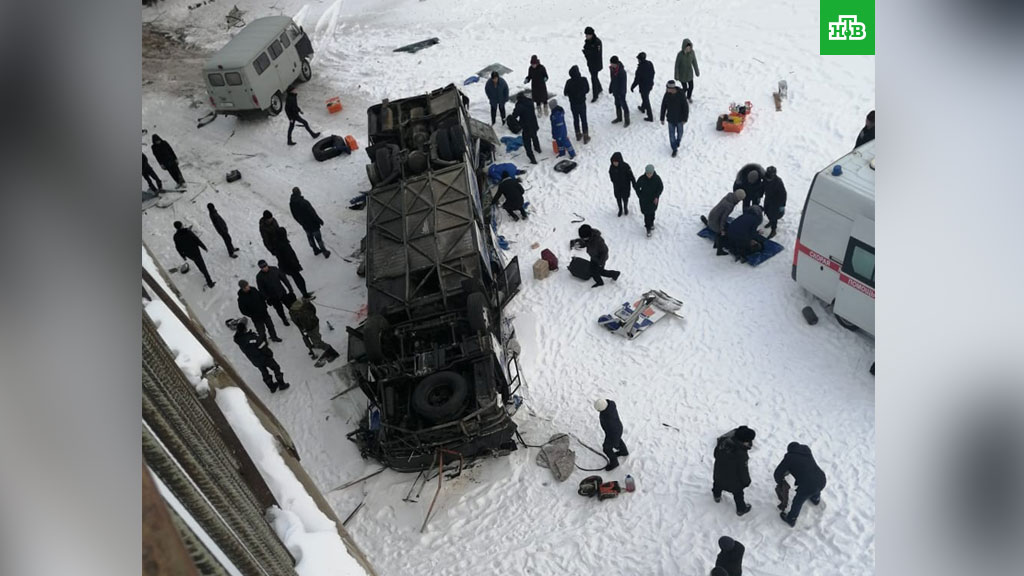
203 16 314 116
792 140 875 335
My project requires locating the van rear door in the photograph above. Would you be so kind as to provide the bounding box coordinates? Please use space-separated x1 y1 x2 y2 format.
795 198 851 303
206 69 250 111
833 217 875 335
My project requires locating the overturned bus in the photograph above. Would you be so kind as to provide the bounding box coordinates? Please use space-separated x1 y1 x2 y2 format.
346 85 523 472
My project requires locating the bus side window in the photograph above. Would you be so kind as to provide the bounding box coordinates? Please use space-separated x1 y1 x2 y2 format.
279 31 291 49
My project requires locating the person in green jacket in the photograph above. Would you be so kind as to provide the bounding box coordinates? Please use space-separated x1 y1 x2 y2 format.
634 164 664 237
674 38 700 103
283 292 337 362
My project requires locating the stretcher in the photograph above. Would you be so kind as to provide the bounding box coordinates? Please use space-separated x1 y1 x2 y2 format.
597 290 684 339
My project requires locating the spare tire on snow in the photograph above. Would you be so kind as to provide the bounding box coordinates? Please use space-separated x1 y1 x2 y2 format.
362 315 390 363
411 371 469 423
312 135 350 162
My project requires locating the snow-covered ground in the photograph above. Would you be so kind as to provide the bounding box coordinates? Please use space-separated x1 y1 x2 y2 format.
142 0 874 573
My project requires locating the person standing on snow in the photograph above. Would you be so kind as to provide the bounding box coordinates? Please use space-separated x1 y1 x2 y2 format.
775 442 827 527
289 187 330 258
594 398 628 471
206 203 239 258
573 224 620 287
232 318 290 393
761 166 787 239
674 38 700 103
490 172 529 221
525 55 550 116
634 164 663 237
285 87 320 146
259 210 284 257
484 71 510 125
272 227 314 300
236 279 282 343
715 536 746 576
151 134 186 188
583 27 604 102
631 52 656 122
734 163 766 211
712 425 756 517
702 189 746 256
609 152 637 217
563 65 591 143
172 221 214 288
255 259 294 326
855 109 875 148
609 56 630 127
660 80 690 157
143 153 162 193
725 205 765 263
282 292 338 361
510 93 541 164
548 99 576 159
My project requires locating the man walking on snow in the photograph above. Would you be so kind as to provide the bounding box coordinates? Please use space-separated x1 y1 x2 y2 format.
232 318 290 393
485 71 509 125
285 87 320 146
151 134 186 189
510 93 541 164
634 164 663 236
143 153 162 193
674 38 700 103
660 80 689 157
582 27 603 102
172 221 214 288
712 426 756 517
289 187 330 258
207 203 238 258
563 65 591 143
594 398 628 471
609 56 630 127
256 260 293 327
237 280 282 343
631 52 656 122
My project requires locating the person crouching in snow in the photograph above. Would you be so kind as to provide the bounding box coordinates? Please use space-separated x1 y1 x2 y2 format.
490 172 529 221
634 164 663 237
702 189 746 256
548 99 576 159
725 205 765 263
594 398 628 471
572 224 620 287
712 425 755 516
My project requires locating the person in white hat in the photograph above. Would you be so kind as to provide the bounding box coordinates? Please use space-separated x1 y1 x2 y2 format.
594 398 628 471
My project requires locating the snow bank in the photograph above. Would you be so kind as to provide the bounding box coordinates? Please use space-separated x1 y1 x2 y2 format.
143 300 213 394
142 245 185 313
215 387 369 576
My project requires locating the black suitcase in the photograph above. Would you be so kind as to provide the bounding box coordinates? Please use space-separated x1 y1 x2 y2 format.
568 256 591 280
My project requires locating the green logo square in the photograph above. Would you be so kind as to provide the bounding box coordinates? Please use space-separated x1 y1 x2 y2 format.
821 0 875 55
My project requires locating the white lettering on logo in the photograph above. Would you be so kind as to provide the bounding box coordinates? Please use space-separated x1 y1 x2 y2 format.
828 15 867 41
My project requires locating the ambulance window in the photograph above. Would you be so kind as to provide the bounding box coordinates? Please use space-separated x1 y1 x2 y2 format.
225 72 242 85
842 240 875 287
207 73 225 86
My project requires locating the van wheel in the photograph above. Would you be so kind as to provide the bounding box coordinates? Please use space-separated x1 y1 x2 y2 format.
411 371 469 423
268 92 283 116
299 59 312 82
835 314 859 332
467 292 489 332
363 316 389 363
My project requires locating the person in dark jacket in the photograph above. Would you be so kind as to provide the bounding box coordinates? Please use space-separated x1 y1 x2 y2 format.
710 569 728 576
491 172 528 221
775 442 827 527
510 93 540 164
143 153 162 193
151 134 185 188
525 55 549 116
634 164 663 236
660 80 690 157
582 27 603 102
548 99 576 159
609 56 630 127
631 52 656 122
725 205 765 262
236 280 281 342
715 536 745 576
289 187 329 257
761 166 787 239
259 211 284 257
594 398 628 471
206 203 238 258
609 152 637 217
573 225 620 287
272 227 313 300
855 109 875 148
172 221 214 287
674 38 700 102
285 88 320 146
701 190 746 256
712 426 755 516
734 163 766 210
283 292 337 360
232 318 289 393
484 71 510 125
563 66 591 143
256 259 294 326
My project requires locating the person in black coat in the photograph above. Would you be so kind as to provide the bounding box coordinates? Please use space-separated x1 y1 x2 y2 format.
608 152 636 217
289 187 329 257
582 26 603 101
525 55 549 116
510 94 540 164
775 442 827 527
609 56 630 127
594 398 628 471
143 153 162 193
634 165 663 236
285 88 320 146
490 172 528 221
259 211 284 256
573 225 620 287
631 52 656 122
855 109 874 148
237 280 281 342
734 163 765 210
272 227 313 300
207 203 238 258
725 205 765 263
232 318 289 393
715 536 745 576
761 166 787 239
712 426 755 516
660 80 690 157
563 65 591 142
151 134 185 188
256 259 294 325
172 221 214 287
484 71 510 125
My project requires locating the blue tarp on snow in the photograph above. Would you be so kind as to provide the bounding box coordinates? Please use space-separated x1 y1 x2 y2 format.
500 136 524 153
697 218 785 267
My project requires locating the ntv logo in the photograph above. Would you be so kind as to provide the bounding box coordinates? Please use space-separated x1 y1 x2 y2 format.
828 15 867 40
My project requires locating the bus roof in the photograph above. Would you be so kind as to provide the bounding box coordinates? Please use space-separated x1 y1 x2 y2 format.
814 139 875 202
203 16 294 71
